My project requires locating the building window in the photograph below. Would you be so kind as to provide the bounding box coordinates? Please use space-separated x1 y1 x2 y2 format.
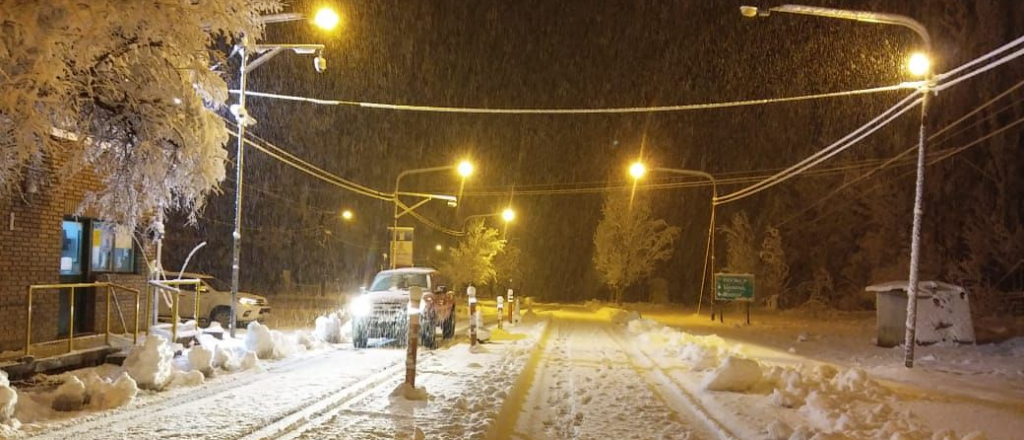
60 221 84 275
91 221 135 273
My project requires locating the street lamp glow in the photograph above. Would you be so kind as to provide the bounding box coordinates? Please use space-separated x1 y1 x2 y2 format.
907 52 931 77
341 209 353 221
457 160 474 178
629 162 647 180
435 244 443 252
313 7 340 31
502 207 516 223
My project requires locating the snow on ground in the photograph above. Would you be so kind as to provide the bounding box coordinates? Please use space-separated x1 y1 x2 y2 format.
621 302 1024 440
2 302 1021 440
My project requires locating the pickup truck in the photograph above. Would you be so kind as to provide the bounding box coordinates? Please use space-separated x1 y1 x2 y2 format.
349 267 456 349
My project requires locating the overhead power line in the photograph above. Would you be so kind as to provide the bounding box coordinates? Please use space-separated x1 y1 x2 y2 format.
230 83 915 114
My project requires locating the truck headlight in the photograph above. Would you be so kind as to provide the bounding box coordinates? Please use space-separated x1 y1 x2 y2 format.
239 297 259 306
351 296 372 317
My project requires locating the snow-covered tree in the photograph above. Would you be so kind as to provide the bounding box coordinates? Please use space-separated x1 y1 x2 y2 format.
0 0 282 229
759 226 789 305
718 211 758 274
593 192 681 304
492 241 523 287
439 219 506 290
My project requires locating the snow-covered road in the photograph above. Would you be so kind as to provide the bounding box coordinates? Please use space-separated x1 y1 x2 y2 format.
7 303 1021 440
506 309 721 440
22 348 406 440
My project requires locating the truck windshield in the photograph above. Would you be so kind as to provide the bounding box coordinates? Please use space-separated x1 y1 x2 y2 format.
369 273 429 292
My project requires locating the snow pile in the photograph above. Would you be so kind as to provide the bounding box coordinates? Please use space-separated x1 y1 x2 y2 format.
124 335 175 390
702 356 762 391
391 382 429 401
170 370 205 387
0 370 16 424
213 344 239 371
188 344 215 377
51 376 86 411
313 312 346 343
81 372 138 410
245 321 303 359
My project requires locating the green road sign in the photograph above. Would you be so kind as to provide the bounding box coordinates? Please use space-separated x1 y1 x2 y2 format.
714 273 755 302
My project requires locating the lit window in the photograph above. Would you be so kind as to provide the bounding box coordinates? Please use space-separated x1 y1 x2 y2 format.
60 221 84 275
91 221 135 273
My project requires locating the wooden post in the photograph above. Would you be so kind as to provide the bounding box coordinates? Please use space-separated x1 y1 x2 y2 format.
405 286 423 387
468 285 477 346
496 296 504 330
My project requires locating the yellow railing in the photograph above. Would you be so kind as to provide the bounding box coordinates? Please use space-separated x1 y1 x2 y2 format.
25 282 141 357
148 279 202 342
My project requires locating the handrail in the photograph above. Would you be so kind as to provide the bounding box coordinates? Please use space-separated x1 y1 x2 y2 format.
148 279 203 342
25 282 142 357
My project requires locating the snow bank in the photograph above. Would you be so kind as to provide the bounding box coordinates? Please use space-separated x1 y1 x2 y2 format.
83 373 137 410
51 376 86 411
702 356 762 391
245 321 303 359
391 382 429 401
0 370 15 424
124 335 174 390
171 370 205 387
313 312 346 343
188 344 215 377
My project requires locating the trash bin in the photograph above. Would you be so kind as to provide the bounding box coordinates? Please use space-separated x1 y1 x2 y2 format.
867 281 975 347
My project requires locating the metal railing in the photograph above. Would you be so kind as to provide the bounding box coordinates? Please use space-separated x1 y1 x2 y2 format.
25 282 141 357
148 279 203 342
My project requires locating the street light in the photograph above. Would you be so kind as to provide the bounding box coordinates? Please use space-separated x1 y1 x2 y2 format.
392 161 474 268
341 209 354 221
907 52 931 77
741 4 932 368
313 7 341 31
502 207 516 223
228 8 338 337
631 162 717 316
435 244 444 252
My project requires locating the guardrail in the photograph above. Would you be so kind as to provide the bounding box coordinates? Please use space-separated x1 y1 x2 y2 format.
25 282 141 357
148 279 203 342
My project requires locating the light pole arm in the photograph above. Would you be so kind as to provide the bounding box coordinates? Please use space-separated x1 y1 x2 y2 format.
767 4 931 50
395 165 457 195
652 167 718 199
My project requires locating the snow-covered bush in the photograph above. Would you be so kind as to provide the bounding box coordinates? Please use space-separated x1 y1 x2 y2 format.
124 335 175 390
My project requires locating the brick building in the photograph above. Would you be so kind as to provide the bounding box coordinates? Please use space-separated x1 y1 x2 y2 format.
0 160 151 355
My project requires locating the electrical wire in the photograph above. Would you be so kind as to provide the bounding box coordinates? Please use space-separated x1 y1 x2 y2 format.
222 118 394 201
229 83 915 114
935 33 1024 84
774 80 1024 227
394 199 465 236
716 94 923 204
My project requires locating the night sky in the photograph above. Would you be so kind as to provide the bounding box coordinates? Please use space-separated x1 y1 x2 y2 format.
166 0 1024 303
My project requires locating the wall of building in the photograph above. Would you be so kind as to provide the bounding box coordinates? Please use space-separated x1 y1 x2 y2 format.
0 162 151 353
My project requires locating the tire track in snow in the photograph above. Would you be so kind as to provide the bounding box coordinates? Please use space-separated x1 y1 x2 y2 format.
601 324 740 440
22 348 349 439
503 315 710 440
24 348 406 440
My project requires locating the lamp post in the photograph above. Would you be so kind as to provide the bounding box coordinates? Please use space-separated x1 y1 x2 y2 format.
630 163 717 316
461 207 516 232
740 4 932 368
228 8 338 337
392 161 473 268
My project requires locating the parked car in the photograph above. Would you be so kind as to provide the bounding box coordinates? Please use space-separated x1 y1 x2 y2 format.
350 267 456 349
156 272 271 328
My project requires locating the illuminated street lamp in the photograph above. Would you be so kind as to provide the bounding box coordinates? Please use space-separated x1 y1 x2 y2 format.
907 52 931 77
435 244 444 252
631 162 717 316
341 209 354 221
313 7 341 30
227 7 339 337
740 4 933 368
392 161 474 268
502 207 516 223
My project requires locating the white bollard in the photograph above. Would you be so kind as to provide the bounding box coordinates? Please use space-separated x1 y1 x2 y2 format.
468 286 477 346
496 296 504 330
